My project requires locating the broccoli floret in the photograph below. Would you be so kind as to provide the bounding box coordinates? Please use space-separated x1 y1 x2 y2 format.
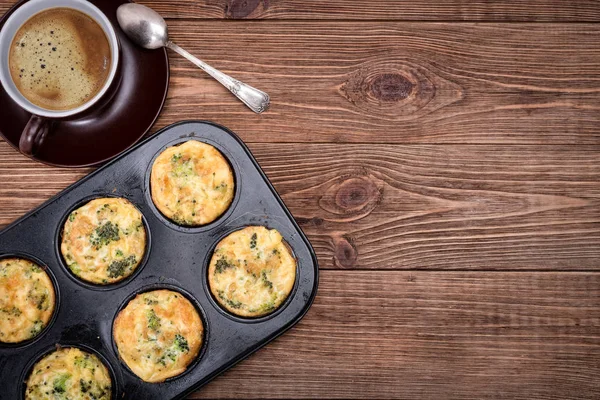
2 306 22 316
158 350 177 366
30 263 42 273
226 298 243 309
215 257 235 274
144 296 158 305
171 157 194 177
80 379 91 393
217 290 243 309
29 320 44 337
74 354 91 369
36 293 48 310
261 270 273 290
90 221 120 248
250 292 279 314
174 334 189 353
250 233 257 249
146 309 161 331
171 153 182 163
107 255 136 278
258 301 276 313
53 373 71 394
27 288 49 311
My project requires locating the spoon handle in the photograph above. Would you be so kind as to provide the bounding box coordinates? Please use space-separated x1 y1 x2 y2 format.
166 41 270 114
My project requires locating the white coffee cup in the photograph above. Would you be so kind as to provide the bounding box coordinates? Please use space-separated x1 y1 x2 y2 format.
0 0 120 155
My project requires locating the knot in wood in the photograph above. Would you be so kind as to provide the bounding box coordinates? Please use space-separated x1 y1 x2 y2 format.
319 174 383 221
339 60 462 119
224 0 266 18
370 73 413 102
336 177 378 210
334 235 357 268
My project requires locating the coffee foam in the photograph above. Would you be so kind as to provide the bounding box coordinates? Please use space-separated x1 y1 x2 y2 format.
9 8 111 111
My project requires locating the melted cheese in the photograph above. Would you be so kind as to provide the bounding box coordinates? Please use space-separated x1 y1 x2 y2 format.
208 226 296 317
0 258 55 343
60 198 146 284
150 140 235 226
25 347 112 400
113 290 203 383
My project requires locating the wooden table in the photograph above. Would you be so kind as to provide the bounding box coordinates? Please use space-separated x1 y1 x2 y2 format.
1 1 600 398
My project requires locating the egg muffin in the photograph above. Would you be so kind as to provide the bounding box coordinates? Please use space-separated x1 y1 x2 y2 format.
208 226 296 317
113 289 203 383
0 258 55 343
60 198 146 285
150 140 235 226
25 347 112 400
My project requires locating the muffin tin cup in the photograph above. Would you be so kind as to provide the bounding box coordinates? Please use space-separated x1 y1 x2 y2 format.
203 226 300 324
0 252 61 349
54 194 153 291
110 283 209 384
144 136 242 234
0 121 319 400
18 343 121 400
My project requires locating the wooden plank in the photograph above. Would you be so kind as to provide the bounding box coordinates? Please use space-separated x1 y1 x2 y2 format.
1 142 599 271
1 20 599 144
145 21 600 144
254 143 600 271
187 270 600 399
2 1 600 21
144 1 600 22
0 143 91 226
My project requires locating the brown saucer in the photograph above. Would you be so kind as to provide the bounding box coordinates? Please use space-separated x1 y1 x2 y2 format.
0 0 169 167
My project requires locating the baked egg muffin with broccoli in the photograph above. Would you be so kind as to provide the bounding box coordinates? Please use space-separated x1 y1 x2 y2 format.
208 226 296 318
150 140 234 226
25 347 112 400
0 258 55 343
60 198 146 285
113 289 203 383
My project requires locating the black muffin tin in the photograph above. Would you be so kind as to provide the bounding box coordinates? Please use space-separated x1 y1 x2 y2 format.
0 121 319 400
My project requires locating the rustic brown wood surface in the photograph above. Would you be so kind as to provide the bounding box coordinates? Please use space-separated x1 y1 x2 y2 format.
1 0 599 399
160 22 600 145
6 1 600 21
144 0 600 21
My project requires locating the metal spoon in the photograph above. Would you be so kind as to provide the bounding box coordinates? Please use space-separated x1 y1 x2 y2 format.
116 3 270 113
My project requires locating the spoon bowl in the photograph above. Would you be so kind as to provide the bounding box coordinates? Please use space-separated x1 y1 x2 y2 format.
117 3 168 50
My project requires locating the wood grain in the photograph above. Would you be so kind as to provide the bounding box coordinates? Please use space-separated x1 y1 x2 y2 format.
145 21 600 144
255 144 600 271
0 1 599 21
0 0 600 22
142 0 600 22
1 1 599 399
1 142 599 271
187 270 600 399
0 143 91 225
